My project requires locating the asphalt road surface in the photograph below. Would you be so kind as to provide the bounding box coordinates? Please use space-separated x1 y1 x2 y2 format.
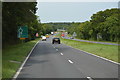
17 35 119 79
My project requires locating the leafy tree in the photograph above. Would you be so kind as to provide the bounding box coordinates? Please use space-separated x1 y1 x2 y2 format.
2 2 39 46
90 8 119 41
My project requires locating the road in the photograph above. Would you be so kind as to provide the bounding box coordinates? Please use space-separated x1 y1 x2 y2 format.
17 35 119 79
64 37 118 45
63 32 118 45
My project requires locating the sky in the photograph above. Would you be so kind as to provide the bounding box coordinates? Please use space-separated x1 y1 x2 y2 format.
36 2 118 23
37 0 119 2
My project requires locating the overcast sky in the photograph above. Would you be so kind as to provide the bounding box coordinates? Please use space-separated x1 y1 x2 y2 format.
37 0 119 2
36 2 118 23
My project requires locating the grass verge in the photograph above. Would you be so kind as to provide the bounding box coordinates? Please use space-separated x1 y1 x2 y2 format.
68 34 118 44
61 38 119 63
2 38 40 78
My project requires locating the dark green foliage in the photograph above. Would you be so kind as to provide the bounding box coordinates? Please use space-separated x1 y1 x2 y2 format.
3 4 119 48
90 8 120 41
2 2 41 47
41 22 71 35
48 8 119 42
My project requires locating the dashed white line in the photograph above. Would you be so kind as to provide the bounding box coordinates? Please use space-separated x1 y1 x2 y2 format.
62 44 120 65
87 77 93 80
60 53 63 55
56 49 58 51
68 60 73 64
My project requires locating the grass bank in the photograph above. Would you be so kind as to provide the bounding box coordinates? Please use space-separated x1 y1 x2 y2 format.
68 34 118 44
2 38 40 78
61 38 119 63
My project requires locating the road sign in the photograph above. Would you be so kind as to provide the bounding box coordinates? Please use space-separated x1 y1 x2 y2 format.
20 38 26 40
73 32 77 37
36 33 39 37
18 26 28 38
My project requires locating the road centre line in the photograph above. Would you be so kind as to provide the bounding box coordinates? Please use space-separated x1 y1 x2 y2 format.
68 60 74 64
56 49 58 51
12 41 40 79
62 44 120 65
87 77 93 80
60 53 63 55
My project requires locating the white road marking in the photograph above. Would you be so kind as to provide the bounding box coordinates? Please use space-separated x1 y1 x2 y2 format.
68 60 73 64
12 41 40 79
62 44 120 65
56 49 58 51
60 53 63 55
87 77 93 80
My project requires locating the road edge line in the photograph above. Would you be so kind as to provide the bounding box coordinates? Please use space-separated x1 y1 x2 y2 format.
13 40 40 79
62 44 120 65
60 53 63 55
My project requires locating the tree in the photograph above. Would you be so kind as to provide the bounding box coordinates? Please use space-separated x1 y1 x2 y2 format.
90 8 119 41
2 2 39 46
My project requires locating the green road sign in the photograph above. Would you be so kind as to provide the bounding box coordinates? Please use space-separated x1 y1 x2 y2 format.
18 26 28 38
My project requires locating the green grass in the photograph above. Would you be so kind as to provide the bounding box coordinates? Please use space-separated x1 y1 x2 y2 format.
61 38 119 63
68 34 118 44
76 38 118 44
2 38 40 78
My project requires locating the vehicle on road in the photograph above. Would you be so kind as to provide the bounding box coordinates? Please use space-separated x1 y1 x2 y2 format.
46 34 49 38
42 36 46 41
70 37 74 39
52 37 60 44
61 33 65 37
51 32 54 35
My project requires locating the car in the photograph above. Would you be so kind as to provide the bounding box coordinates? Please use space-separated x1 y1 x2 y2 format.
45 34 49 38
52 37 60 44
42 36 46 41
51 32 54 35
70 37 74 39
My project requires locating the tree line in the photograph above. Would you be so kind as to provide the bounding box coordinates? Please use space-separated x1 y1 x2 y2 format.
44 8 120 42
2 2 41 47
2 3 119 48
74 8 120 42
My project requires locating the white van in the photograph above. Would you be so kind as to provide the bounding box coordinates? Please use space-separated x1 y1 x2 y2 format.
42 36 46 41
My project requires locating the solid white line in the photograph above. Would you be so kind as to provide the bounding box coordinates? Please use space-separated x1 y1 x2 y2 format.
62 44 120 65
13 41 40 79
87 77 93 80
79 49 120 65
68 60 73 64
60 53 63 55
